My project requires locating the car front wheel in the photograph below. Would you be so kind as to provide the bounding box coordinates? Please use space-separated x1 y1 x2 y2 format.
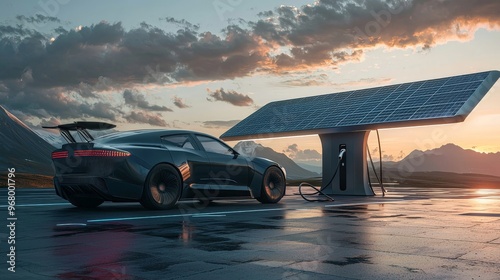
257 166 286 204
141 164 182 210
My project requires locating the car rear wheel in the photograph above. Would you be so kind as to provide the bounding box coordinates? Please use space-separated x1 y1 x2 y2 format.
67 196 104 208
257 166 286 204
141 164 182 210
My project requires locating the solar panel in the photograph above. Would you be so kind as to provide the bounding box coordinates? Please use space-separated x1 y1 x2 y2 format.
221 71 500 141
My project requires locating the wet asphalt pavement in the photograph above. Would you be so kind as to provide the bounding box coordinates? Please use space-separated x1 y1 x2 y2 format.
1 187 500 279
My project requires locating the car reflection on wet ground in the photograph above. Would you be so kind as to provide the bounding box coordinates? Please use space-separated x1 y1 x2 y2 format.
2 187 500 279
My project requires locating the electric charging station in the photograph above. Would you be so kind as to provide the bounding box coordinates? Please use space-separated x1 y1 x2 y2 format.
221 71 500 197
320 131 373 195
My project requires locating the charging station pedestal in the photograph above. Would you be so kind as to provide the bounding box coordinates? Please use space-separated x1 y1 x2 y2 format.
319 131 375 196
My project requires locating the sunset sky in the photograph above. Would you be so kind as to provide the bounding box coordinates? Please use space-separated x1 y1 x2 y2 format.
1 0 499 166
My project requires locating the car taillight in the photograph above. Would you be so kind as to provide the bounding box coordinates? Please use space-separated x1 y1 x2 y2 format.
73 150 131 157
51 150 130 159
52 151 69 159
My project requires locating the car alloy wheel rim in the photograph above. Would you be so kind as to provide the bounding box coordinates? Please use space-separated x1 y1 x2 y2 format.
265 169 284 200
269 182 275 189
150 169 180 205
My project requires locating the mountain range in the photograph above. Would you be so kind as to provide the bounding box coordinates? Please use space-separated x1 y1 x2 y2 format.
393 143 500 177
234 141 319 180
32 129 66 148
235 141 500 179
1 105 499 180
0 106 54 175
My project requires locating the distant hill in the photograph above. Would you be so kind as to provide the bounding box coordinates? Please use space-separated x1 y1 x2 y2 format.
234 141 319 180
297 162 322 174
0 106 55 175
233 141 500 181
392 171 500 189
396 143 500 177
32 129 66 148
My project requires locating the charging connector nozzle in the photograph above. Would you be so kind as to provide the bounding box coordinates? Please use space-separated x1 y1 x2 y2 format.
338 148 346 160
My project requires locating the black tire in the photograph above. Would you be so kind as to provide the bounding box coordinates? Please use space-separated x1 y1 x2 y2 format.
140 164 182 210
67 196 104 208
257 166 286 204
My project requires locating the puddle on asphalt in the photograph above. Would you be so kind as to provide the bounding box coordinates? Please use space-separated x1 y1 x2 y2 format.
51 219 251 278
369 214 406 218
197 239 245 251
119 251 153 262
267 209 326 220
224 222 282 230
329 214 360 219
140 261 179 272
57 265 130 279
52 223 134 237
322 205 370 219
132 221 272 252
323 255 372 266
53 224 137 279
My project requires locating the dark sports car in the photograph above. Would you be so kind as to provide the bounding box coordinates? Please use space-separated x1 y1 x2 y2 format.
44 122 286 210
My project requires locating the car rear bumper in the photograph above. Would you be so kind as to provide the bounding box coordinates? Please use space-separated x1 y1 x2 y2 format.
54 175 143 202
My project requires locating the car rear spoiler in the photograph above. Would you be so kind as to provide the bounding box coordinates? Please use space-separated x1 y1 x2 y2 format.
42 121 116 143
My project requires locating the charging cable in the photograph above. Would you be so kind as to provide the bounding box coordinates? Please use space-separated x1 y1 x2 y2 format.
376 129 387 196
297 149 345 202
366 129 387 196
298 128 388 202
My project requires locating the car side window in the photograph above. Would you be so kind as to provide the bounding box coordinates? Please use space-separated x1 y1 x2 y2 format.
196 135 233 155
161 135 194 150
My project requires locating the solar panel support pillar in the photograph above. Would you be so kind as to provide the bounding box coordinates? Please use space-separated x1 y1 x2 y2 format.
319 131 374 196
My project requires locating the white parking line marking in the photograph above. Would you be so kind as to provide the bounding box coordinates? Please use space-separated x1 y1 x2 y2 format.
0 202 71 207
86 200 409 223
87 208 286 223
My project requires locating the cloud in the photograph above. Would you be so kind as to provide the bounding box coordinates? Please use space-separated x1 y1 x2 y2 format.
284 144 322 162
124 111 169 127
78 101 122 121
251 0 500 70
0 83 120 120
202 120 241 129
39 117 62 127
281 74 393 88
0 19 266 95
172 119 190 129
0 0 499 124
206 88 254 106
1 1 498 90
123 89 172 111
77 82 99 98
369 148 405 161
397 150 406 160
281 73 332 87
172 95 190 108
16 14 61 24
331 77 394 88
161 17 200 31
382 154 394 161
